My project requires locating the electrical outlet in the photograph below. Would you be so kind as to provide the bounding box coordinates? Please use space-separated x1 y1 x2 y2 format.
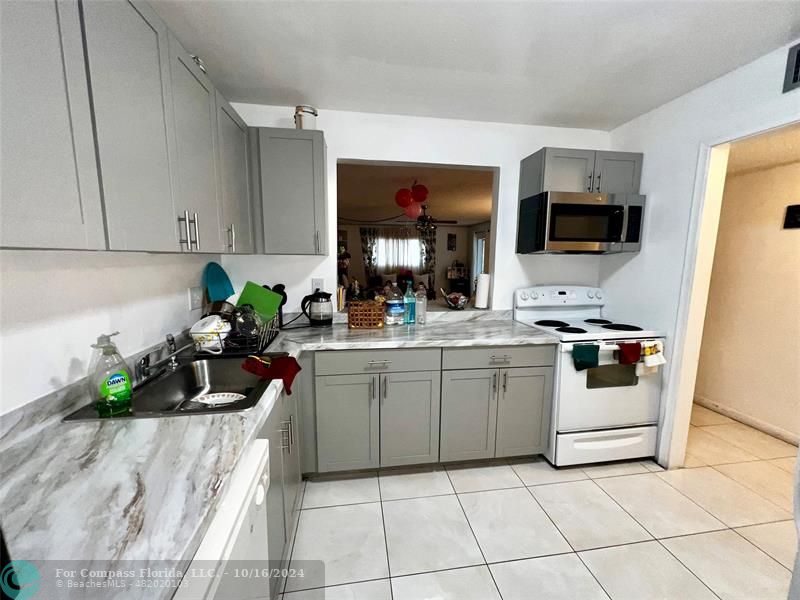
311 278 324 293
188 286 204 310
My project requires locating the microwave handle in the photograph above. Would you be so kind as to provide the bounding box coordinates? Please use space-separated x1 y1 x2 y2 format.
620 204 630 242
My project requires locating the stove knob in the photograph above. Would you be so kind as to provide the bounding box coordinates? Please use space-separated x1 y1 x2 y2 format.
587 290 595 299
520 291 529 301
595 290 603 300
530 291 539 300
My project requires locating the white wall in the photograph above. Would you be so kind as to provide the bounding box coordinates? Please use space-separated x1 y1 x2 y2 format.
224 106 609 312
0 251 209 415
601 40 800 464
695 161 800 440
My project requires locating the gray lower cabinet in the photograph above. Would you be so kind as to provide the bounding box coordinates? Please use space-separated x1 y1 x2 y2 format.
256 128 327 255
1 0 105 250
82 0 181 252
216 91 253 254
495 367 553 458
440 369 498 462
259 390 303 599
280 391 303 560
316 374 379 472
260 399 287 598
380 371 441 467
168 33 223 253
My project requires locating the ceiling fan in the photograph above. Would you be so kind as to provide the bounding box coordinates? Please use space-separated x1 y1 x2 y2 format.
412 204 457 232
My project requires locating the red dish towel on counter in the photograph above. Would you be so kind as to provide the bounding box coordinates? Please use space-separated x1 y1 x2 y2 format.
617 342 642 365
242 356 302 394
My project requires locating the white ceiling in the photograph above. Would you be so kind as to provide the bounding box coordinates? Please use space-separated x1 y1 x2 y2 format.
727 122 800 175
152 1 800 130
337 163 494 225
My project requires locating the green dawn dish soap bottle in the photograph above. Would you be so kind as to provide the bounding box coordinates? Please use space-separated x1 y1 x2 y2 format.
89 332 133 417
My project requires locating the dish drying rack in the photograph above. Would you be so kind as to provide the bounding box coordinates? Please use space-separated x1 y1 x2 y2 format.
193 314 280 356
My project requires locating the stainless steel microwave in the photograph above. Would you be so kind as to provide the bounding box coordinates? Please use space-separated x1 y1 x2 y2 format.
516 191 645 254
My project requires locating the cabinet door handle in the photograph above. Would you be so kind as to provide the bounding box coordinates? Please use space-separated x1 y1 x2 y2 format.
230 223 236 253
370 376 376 402
367 360 391 367
382 375 388 402
489 355 511 363
315 230 320 254
178 211 192 251
192 212 200 251
595 172 602 192
587 172 594 192
492 372 497 394
279 424 290 451
288 414 294 448
503 370 508 393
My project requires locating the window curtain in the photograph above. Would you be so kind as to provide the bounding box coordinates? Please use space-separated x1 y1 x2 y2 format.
419 228 436 288
359 227 379 277
374 227 423 272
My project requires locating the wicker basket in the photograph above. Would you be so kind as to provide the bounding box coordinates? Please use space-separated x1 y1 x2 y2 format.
348 300 385 329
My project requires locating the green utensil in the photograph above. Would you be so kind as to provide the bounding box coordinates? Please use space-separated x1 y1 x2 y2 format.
236 281 283 321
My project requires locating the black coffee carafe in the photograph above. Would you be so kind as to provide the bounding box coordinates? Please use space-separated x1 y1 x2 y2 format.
301 289 333 327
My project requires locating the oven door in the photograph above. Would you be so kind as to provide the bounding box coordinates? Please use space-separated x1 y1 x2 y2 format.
556 341 662 432
545 192 624 253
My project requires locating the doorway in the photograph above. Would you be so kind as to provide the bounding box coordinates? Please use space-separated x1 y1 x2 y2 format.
679 122 800 469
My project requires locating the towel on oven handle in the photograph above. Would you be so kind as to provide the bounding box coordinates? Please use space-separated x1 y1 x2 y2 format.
572 344 599 371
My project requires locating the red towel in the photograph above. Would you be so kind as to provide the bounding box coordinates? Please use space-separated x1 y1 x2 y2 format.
242 356 302 394
618 342 641 365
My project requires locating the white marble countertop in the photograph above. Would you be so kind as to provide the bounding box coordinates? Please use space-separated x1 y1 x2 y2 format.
0 320 555 598
280 320 556 350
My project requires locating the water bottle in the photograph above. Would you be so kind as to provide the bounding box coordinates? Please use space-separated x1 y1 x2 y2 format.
403 285 416 324
384 282 405 326
415 285 427 325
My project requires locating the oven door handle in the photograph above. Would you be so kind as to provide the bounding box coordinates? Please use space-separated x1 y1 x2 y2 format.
560 340 663 353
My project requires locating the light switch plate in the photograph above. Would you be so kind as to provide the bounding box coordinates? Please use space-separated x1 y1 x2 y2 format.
188 286 204 310
311 278 324 293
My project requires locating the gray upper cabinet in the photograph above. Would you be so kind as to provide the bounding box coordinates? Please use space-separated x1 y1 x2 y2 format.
543 148 597 194
257 128 327 255
380 371 441 467
216 92 253 254
1 0 105 250
440 369 498 462
495 367 553 458
519 147 643 198
83 0 181 252
316 374 378 472
592 151 643 194
168 33 223 253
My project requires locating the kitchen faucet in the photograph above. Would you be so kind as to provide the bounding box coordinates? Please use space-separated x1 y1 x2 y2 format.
136 333 192 383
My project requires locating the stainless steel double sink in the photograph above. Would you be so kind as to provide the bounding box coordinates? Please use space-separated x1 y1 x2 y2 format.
64 355 283 422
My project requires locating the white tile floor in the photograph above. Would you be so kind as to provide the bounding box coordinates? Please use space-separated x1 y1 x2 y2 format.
283 405 797 599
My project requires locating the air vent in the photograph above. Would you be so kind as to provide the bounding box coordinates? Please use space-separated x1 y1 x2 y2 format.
784 42 800 93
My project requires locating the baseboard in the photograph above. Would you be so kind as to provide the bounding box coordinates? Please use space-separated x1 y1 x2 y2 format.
694 395 799 446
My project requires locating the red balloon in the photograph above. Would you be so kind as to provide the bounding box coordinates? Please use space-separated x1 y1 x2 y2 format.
411 184 429 203
395 188 413 208
404 203 423 219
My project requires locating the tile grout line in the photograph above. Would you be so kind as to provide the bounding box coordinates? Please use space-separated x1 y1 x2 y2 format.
443 465 506 600
376 474 394 600
709 462 794 510
727 524 794 574
655 467 792 525
523 480 615 600
587 476 724 600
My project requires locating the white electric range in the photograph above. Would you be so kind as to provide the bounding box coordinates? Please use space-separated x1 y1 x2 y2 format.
514 285 666 466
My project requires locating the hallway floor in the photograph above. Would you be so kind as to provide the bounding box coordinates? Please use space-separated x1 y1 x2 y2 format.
282 406 797 599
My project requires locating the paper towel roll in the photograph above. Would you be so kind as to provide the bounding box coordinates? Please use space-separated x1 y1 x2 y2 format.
475 273 490 309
